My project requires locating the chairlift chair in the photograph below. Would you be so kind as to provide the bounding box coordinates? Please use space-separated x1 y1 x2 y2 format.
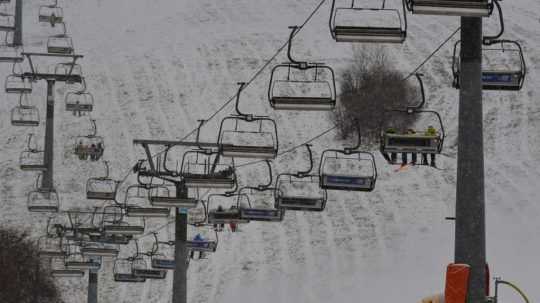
20 143 46 171
218 83 279 159
89 234 132 245
38 5 63 25
50 257 85 278
452 39 526 91
275 144 328 211
81 243 119 258
186 236 218 253
405 0 493 17
5 74 31 93
38 235 65 257
113 258 145 282
207 193 250 225
27 187 60 213
55 62 83 85
64 245 101 271
319 127 378 191
181 149 237 189
11 105 39 126
148 184 199 209
238 187 284 222
86 161 119 200
329 0 407 43
150 234 175 270
0 45 23 63
74 119 105 161
132 257 167 280
65 90 94 113
379 74 445 166
102 205 145 235
46 23 73 54
268 26 336 110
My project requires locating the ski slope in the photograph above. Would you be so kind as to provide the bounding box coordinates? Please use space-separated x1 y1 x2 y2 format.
0 0 539 302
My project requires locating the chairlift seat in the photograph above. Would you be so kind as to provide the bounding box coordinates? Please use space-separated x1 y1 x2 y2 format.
27 190 59 213
86 178 118 200
81 247 119 258
66 102 93 112
321 175 375 191
114 273 146 283
65 260 101 271
481 70 523 90
149 196 198 208
239 208 284 222
28 205 59 212
333 26 406 43
39 249 65 257
126 206 170 218
382 133 441 153
52 269 85 278
20 151 46 171
183 174 235 189
276 196 325 211
208 209 249 224
186 240 217 252
408 0 492 17
220 144 277 159
270 79 335 110
90 234 132 245
47 36 74 54
151 258 175 270
132 268 167 279
103 225 145 235
11 106 40 126
5 75 32 94
0 49 23 63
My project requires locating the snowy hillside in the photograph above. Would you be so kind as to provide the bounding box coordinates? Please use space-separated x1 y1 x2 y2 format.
1 0 539 302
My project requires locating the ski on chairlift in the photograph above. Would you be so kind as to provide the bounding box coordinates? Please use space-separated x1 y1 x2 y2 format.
330 0 407 43
268 26 336 110
319 125 377 191
405 0 493 17
275 144 328 211
380 74 445 167
218 83 279 159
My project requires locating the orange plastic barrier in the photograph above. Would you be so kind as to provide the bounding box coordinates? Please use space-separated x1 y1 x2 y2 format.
445 263 471 303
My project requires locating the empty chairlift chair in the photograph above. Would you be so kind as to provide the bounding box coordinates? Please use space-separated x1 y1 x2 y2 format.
380 74 445 167
27 187 60 213
5 74 31 93
181 149 237 189
11 105 40 126
0 45 23 63
64 246 101 271
330 0 407 43
20 134 46 171
102 205 146 236
38 235 66 257
319 128 377 191
275 144 328 211
124 184 171 218
86 161 119 200
452 39 526 91
218 83 278 159
132 257 167 280
405 0 493 17
113 258 145 282
81 243 119 258
268 26 336 110
150 234 175 270
238 187 284 222
147 183 198 209
50 256 85 278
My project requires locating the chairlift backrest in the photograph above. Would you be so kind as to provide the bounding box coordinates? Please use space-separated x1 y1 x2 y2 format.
405 0 493 17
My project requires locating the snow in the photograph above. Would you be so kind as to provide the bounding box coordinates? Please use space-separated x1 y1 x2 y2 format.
0 0 539 302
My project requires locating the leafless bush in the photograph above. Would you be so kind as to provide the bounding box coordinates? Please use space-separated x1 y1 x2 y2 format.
332 45 418 146
0 227 62 303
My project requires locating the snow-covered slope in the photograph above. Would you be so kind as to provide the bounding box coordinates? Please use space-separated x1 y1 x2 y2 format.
1 0 539 302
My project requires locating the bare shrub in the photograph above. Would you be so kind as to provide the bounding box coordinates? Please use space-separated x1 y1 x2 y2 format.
0 227 62 303
332 45 418 146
